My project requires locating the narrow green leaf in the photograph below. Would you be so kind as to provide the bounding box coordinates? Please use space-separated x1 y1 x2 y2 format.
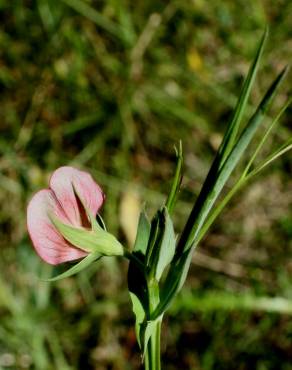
129 292 145 324
128 260 149 321
128 211 149 317
145 212 161 268
127 212 150 322
196 179 244 246
165 141 183 214
150 249 193 320
145 208 176 281
247 138 292 179
184 27 268 230
134 212 151 254
196 98 291 244
242 97 292 178
129 292 146 348
195 138 292 247
219 27 268 164
176 66 288 257
44 253 101 282
155 208 176 281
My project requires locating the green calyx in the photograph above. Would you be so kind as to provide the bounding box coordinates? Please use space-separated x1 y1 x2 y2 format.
51 214 124 257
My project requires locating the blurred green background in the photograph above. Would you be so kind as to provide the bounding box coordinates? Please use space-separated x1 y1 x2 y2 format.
0 0 291 369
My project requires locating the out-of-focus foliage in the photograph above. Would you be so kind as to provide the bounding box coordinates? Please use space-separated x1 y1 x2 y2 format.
0 0 291 369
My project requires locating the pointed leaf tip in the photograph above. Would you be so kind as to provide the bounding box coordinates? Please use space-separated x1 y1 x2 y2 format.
43 252 101 282
259 65 289 114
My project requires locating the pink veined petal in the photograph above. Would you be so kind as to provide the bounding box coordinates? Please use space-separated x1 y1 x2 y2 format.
49 166 104 227
27 189 88 265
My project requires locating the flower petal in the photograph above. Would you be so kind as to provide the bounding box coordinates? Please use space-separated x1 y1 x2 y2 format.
27 189 87 265
49 166 104 227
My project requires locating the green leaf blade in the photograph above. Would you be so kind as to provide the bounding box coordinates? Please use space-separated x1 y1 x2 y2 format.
219 27 268 164
150 248 193 320
177 65 288 256
133 211 151 254
44 252 101 282
129 292 146 348
165 141 183 214
145 208 176 281
155 208 176 281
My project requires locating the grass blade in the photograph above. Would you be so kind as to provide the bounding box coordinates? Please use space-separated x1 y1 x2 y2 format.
196 97 291 244
247 138 292 179
173 29 269 258
165 141 183 214
176 66 288 256
44 253 101 282
62 0 125 42
219 26 268 164
241 96 292 177
191 28 268 195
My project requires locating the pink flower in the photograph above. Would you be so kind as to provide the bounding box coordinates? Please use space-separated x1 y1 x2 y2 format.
27 166 105 265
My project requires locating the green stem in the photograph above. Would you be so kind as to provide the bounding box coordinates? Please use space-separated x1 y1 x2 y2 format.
145 320 162 370
145 278 162 370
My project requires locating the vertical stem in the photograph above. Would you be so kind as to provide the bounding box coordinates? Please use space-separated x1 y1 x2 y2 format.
145 278 162 370
154 320 162 370
144 319 162 370
144 343 151 370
